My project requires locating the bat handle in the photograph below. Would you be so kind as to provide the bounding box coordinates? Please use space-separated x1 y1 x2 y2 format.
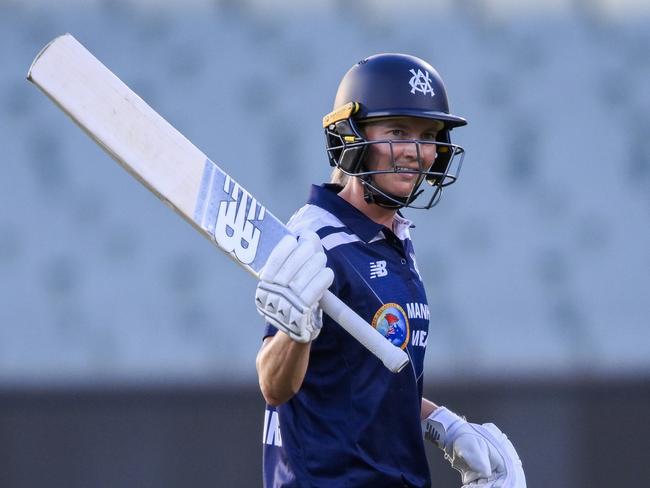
319 291 410 373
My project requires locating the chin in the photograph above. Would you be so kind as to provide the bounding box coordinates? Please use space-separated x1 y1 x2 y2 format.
393 184 418 198
374 176 417 199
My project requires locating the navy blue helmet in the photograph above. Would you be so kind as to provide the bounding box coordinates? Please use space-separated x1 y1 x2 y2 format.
323 53 467 209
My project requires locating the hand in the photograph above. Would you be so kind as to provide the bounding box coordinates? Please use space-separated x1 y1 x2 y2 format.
423 407 526 488
255 231 334 343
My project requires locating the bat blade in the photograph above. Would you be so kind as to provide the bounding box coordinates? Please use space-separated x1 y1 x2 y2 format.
27 33 409 373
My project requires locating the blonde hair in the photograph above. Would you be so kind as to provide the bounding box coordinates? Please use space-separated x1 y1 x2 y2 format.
330 167 350 187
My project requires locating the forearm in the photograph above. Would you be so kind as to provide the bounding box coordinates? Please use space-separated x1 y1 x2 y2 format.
256 333 311 406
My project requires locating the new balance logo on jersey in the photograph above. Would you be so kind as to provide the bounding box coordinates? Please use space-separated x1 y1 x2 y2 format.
215 175 266 265
409 68 435 97
263 408 282 447
369 260 388 279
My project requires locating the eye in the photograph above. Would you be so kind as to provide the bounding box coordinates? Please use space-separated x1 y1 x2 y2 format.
390 129 406 137
421 132 438 141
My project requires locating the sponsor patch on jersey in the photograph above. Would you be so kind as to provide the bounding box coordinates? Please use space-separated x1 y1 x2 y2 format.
371 303 410 350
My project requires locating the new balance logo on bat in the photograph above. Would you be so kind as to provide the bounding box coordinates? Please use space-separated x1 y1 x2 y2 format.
215 175 266 265
370 260 388 279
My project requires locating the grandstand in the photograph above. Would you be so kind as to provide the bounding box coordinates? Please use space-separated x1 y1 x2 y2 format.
0 1 648 486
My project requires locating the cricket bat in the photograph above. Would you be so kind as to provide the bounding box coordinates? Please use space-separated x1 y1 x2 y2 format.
27 34 409 373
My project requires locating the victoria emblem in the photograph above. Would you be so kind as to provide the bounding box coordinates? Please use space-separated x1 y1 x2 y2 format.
408 68 435 97
372 303 410 350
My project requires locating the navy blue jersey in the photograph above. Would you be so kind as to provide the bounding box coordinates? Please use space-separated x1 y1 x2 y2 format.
262 184 431 488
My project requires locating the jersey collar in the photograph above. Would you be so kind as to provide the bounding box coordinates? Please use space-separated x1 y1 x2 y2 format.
308 184 412 243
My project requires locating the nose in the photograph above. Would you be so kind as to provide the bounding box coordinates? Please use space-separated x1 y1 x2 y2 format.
394 140 419 162
394 141 437 166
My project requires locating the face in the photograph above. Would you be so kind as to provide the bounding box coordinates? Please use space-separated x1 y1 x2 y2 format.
361 117 441 198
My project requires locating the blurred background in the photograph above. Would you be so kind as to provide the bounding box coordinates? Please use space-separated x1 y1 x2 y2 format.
1 0 649 486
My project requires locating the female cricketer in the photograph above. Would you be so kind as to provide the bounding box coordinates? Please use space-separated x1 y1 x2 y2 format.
254 53 526 487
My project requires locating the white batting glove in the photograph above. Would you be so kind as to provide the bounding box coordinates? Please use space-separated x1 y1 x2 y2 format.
423 407 526 488
255 231 334 343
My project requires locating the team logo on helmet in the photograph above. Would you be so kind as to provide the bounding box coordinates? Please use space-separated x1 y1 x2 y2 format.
409 68 435 97
372 303 410 349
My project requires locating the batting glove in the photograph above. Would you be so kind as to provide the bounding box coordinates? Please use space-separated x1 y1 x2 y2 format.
423 407 526 488
255 231 334 343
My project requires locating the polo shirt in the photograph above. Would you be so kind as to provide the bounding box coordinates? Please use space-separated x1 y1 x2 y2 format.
262 184 431 487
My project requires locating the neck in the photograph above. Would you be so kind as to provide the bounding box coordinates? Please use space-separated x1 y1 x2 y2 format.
337 179 397 229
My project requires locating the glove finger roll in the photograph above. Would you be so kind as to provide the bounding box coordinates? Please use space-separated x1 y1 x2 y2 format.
454 435 491 479
298 230 323 253
273 238 317 286
260 235 298 282
289 251 327 295
299 267 335 307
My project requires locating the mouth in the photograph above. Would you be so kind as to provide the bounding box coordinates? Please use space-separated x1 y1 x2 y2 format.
394 165 419 173
393 168 420 184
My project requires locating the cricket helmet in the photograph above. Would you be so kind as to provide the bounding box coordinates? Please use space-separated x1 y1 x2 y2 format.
323 53 467 209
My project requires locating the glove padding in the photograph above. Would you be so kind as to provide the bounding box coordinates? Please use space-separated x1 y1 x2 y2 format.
423 407 526 488
255 231 334 343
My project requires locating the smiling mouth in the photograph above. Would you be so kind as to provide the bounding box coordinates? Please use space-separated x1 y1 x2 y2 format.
394 166 419 173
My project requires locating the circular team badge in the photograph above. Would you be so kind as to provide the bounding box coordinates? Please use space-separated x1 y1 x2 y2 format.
371 303 410 350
